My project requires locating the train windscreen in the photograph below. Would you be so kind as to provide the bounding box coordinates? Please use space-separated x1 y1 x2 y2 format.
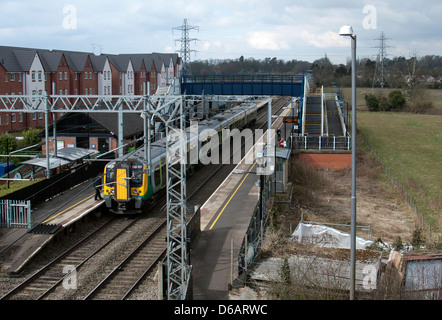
131 163 144 187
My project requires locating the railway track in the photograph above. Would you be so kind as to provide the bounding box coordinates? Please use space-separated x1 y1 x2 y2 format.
0 96 290 300
0 216 138 300
83 218 166 300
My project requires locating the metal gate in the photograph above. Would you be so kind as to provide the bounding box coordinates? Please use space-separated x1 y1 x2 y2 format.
0 200 32 229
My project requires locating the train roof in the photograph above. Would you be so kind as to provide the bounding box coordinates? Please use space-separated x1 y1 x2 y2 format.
107 98 264 166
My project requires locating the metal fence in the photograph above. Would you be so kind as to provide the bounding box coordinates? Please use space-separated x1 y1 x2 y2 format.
293 135 351 151
0 199 31 229
235 176 274 284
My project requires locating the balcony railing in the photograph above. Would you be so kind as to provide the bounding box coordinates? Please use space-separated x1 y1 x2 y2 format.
293 136 350 151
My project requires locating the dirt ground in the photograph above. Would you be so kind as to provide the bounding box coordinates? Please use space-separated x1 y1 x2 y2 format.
274 138 417 245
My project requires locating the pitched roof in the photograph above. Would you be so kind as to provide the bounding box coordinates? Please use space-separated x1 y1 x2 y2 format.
0 45 180 74
38 51 64 72
0 46 38 72
64 52 89 72
107 54 131 72
89 55 108 72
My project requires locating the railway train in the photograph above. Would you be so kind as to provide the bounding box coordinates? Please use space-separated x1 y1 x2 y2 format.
102 98 270 214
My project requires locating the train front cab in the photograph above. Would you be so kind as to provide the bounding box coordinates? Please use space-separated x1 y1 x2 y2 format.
104 161 148 214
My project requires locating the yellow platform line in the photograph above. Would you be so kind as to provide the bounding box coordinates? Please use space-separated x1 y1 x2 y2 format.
42 194 94 224
208 162 257 230
208 118 285 230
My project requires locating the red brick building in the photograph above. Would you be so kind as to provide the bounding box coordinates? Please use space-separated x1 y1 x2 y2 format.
0 46 182 135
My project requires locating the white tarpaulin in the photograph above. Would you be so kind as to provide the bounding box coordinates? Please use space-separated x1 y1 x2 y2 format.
291 222 373 250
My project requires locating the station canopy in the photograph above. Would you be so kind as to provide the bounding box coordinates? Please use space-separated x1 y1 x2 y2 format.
21 157 70 169
21 147 98 169
50 147 98 161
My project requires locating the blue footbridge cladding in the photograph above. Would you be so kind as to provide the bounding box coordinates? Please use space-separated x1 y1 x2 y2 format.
181 74 305 97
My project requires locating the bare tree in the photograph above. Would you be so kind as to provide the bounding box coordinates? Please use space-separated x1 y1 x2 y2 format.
402 50 423 102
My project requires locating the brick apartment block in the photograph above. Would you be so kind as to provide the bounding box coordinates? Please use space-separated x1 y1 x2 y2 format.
0 45 182 134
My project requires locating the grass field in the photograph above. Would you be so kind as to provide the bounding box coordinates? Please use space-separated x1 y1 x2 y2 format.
338 87 442 111
357 111 442 237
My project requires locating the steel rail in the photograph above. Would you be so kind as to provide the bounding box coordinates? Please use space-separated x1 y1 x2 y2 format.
83 220 166 300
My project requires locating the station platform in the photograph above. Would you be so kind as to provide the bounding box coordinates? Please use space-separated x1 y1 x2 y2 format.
0 179 103 274
191 105 293 300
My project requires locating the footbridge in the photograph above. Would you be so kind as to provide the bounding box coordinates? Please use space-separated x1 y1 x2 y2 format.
180 73 348 141
181 74 305 97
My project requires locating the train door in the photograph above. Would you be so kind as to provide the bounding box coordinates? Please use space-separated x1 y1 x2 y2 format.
115 167 129 200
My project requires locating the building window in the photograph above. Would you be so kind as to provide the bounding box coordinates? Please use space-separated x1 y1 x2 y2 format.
89 72 92 79
11 113 16 123
64 72 68 80
19 73 22 82
38 71 42 81
85 72 88 80
39 112 43 119
75 89 78 95
5 74 8 82
19 113 23 122
10 73 15 81
59 72 63 80
85 88 88 95
75 73 78 80
32 112 37 120
6 114 9 124
65 89 68 95
60 90 63 95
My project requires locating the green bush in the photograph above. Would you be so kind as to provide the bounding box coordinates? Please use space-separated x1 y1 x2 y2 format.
0 134 17 163
388 90 406 110
365 90 407 112
365 94 379 111
21 128 41 147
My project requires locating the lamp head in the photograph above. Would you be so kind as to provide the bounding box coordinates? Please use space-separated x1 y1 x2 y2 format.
339 25 354 37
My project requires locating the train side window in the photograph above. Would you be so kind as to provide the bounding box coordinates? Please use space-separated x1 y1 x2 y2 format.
154 164 161 187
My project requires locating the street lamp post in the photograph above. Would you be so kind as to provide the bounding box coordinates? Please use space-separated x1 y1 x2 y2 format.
339 25 357 300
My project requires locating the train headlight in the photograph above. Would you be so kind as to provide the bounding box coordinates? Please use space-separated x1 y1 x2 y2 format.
133 190 138 195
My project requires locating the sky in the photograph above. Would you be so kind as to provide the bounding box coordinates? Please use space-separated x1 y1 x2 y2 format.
1 0 441 65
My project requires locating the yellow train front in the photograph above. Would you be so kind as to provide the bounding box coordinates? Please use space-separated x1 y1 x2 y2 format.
103 160 152 214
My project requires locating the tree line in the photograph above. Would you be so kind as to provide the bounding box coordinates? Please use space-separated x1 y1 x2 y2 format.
190 53 442 89
190 53 442 114
0 128 41 166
